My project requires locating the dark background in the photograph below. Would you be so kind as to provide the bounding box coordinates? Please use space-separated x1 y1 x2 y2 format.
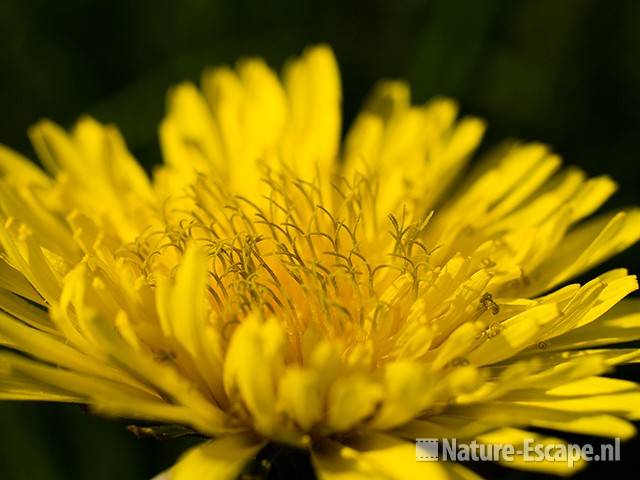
1 0 639 478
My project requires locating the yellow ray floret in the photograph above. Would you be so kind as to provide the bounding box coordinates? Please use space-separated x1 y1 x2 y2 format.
0 45 639 479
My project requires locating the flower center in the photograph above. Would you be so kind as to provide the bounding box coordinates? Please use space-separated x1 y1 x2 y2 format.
118 165 436 367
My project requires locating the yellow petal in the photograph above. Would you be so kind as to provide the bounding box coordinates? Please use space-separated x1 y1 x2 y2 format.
326 373 383 433
223 314 286 437
85 314 231 435
168 434 265 480
369 361 436 429
542 298 640 351
0 144 51 187
283 45 341 179
467 303 559 365
476 427 587 476
530 209 640 294
166 82 223 162
278 367 323 431
312 433 455 480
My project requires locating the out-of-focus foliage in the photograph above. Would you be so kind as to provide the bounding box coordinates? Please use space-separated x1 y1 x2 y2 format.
0 0 639 478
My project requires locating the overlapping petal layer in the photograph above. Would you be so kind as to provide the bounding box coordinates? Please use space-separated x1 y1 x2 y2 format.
1 45 639 479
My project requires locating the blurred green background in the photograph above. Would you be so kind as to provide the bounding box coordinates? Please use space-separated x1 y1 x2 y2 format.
1 0 640 478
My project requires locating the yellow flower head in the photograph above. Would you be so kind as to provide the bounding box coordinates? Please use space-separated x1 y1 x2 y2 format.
1 45 640 479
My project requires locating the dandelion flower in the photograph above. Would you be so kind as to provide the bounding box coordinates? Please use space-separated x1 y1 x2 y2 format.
1 45 640 479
